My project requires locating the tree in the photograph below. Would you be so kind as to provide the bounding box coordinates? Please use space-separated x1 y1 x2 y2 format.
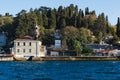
85 7 89 15
77 9 83 28
106 16 109 34
42 14 48 29
35 10 43 26
47 9 56 29
93 13 106 36
78 28 93 44
15 13 27 38
82 45 93 56
108 25 116 36
64 26 78 38
63 26 79 49
0 5 114 48
67 36 76 50
42 29 55 46
5 13 11 17
74 40 82 56
59 17 66 29
96 32 103 43
116 17 120 37
15 10 37 38
66 36 82 56
69 4 74 18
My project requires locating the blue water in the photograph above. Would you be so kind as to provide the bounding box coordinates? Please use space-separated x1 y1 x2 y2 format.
0 61 120 80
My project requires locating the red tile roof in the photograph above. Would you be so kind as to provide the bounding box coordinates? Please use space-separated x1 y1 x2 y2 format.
15 35 33 40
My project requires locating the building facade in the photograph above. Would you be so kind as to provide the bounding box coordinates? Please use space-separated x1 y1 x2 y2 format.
12 36 46 58
54 30 61 49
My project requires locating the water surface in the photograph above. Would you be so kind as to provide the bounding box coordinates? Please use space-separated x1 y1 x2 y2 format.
0 61 120 80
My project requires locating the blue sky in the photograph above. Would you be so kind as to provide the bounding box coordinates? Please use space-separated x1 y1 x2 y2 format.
0 0 119 25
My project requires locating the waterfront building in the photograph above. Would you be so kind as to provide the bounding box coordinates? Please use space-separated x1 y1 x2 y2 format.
95 49 120 57
12 24 46 59
48 30 61 56
87 44 111 53
12 36 46 58
54 30 61 49
87 43 120 57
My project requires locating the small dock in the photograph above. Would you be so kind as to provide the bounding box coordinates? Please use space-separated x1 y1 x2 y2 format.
0 54 13 61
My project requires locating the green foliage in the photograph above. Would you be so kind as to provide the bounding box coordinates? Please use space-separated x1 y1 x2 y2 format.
47 9 56 29
64 26 79 38
65 26 93 54
116 17 120 37
82 45 93 56
96 32 103 43
108 25 116 36
85 7 89 15
42 29 55 46
74 40 82 56
0 16 14 26
78 28 93 44
112 35 120 44
0 4 118 48
0 16 15 40
93 13 106 36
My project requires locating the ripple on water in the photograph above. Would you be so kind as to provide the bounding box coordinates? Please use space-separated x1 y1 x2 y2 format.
0 61 120 80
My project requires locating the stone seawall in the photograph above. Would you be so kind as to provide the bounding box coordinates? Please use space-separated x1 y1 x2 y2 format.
31 56 120 61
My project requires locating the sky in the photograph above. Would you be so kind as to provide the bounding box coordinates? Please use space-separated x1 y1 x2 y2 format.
0 0 119 25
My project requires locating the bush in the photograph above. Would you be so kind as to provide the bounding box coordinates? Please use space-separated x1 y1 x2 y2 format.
82 46 93 56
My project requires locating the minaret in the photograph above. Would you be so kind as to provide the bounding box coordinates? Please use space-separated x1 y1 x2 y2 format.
34 22 40 40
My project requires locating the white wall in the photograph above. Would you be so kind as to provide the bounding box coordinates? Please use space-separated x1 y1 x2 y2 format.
13 40 43 57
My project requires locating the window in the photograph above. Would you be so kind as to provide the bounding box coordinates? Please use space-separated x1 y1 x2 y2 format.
23 42 25 46
17 42 20 46
29 42 31 46
17 49 20 53
23 49 25 53
29 49 31 53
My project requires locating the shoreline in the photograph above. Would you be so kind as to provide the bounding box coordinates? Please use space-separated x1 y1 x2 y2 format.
0 55 120 61
14 56 120 61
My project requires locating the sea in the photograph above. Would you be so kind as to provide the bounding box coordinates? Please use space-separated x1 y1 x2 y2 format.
0 61 120 80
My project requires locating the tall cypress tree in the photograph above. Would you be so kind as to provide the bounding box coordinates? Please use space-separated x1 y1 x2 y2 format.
85 7 89 15
116 17 120 37
106 16 109 34
72 5 78 27
93 13 106 36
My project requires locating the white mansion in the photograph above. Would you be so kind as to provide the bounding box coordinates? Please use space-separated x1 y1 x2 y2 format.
12 36 46 58
12 24 46 59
